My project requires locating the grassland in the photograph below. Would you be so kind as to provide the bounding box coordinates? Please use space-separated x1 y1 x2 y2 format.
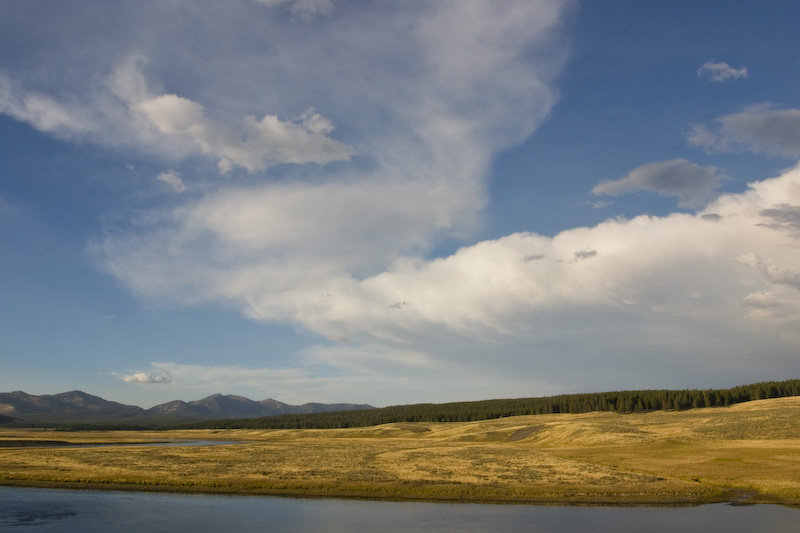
1 397 799 506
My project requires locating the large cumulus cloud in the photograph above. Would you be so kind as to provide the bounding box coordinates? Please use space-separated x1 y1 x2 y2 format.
98 160 800 397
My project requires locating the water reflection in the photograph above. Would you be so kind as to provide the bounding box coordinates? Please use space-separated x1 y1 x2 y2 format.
1 487 798 533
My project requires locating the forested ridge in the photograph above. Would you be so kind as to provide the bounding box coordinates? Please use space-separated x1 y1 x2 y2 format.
185 379 800 430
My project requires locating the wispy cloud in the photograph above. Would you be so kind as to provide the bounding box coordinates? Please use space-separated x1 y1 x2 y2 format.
156 170 186 193
688 104 800 157
147 362 306 387
592 159 726 208
697 61 748 82
0 74 98 140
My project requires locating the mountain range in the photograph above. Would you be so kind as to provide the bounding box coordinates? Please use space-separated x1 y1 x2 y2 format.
0 390 374 425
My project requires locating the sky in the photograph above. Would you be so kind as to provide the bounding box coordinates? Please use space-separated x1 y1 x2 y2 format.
2 0 800 408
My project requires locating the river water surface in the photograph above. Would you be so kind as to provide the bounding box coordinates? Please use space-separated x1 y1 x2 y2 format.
2 486 798 532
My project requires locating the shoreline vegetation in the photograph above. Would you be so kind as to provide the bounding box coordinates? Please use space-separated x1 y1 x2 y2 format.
2 395 800 507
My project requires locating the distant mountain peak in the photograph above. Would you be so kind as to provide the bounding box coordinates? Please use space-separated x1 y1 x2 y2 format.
0 390 374 425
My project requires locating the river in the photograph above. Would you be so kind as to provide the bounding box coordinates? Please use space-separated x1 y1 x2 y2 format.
1 486 798 532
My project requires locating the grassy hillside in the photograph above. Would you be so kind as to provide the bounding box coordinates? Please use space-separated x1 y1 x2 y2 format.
2 397 800 506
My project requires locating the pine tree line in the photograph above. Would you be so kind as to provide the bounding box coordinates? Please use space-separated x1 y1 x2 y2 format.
184 379 800 430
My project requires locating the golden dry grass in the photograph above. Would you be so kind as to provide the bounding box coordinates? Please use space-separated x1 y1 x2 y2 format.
1 397 799 505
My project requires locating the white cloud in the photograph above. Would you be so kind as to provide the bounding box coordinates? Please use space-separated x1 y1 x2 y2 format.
0 74 96 139
92 177 481 310
134 95 354 173
592 159 726 208
0 59 191 160
697 61 748 82
123 372 172 384
689 104 800 158
156 170 186 193
1 53 354 173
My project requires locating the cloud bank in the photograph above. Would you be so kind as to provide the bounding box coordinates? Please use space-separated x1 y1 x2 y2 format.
103 162 800 398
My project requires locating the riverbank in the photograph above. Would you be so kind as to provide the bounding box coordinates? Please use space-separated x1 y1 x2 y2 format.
0 477 744 506
2 398 800 506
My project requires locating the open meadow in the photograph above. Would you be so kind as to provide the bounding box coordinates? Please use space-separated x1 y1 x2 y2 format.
1 397 799 506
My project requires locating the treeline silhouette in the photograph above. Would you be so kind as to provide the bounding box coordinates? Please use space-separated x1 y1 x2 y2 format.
185 379 800 430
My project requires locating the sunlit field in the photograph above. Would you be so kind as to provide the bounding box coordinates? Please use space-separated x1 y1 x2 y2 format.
2 397 799 505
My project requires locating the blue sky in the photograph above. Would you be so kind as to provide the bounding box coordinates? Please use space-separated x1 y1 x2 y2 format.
2 0 800 408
